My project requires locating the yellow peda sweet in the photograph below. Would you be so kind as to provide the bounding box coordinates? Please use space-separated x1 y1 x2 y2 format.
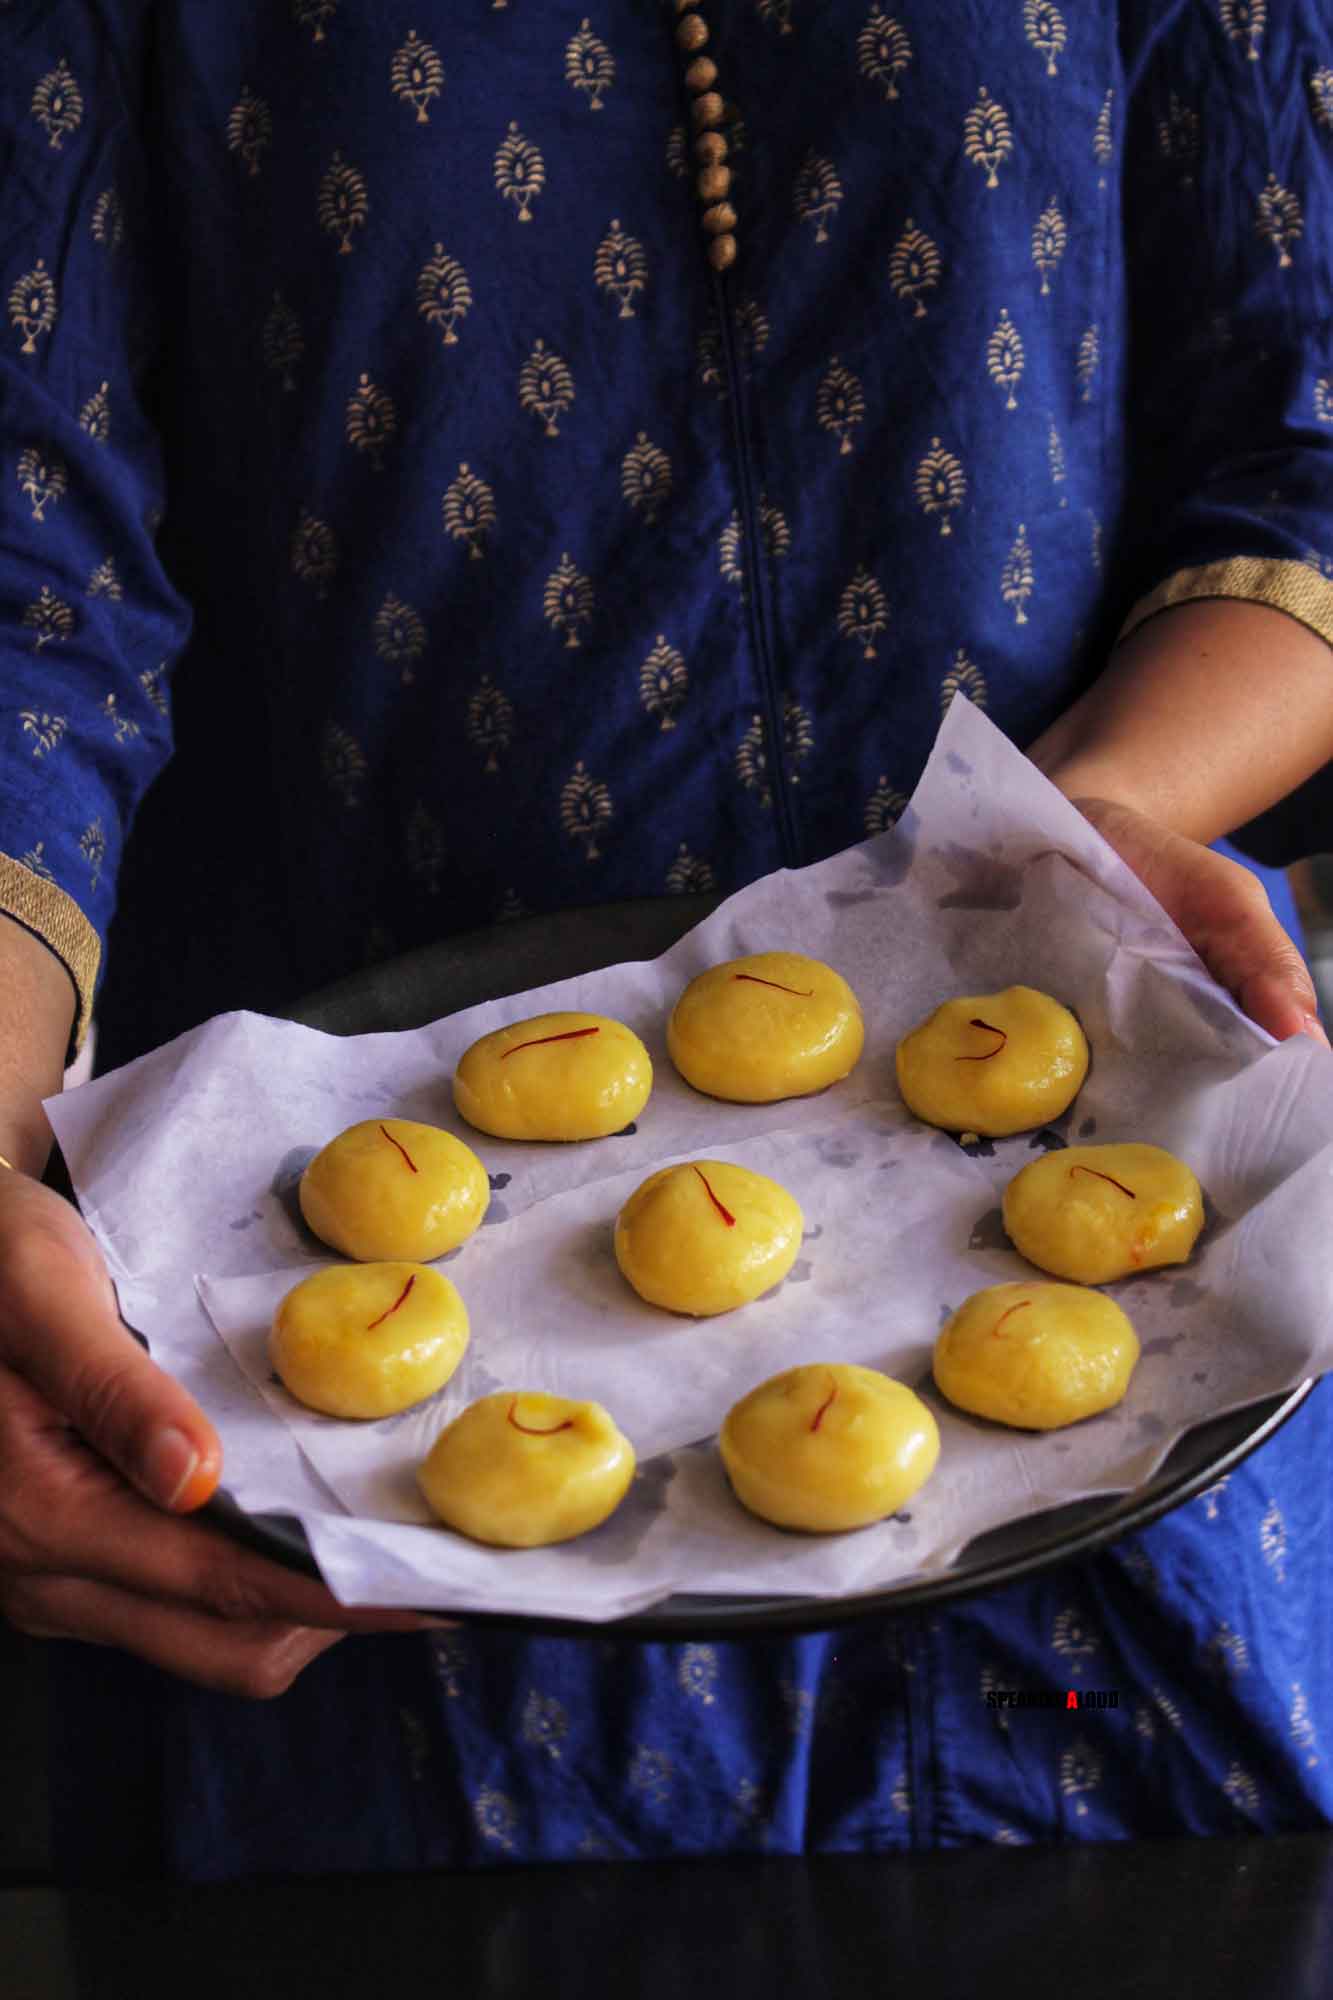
299 1118 489 1262
896 986 1089 1137
417 1390 636 1547
666 952 864 1103
614 1158 803 1315
271 1262 469 1420
452 1011 653 1141
1003 1142 1204 1284
720 1363 940 1533
933 1281 1139 1431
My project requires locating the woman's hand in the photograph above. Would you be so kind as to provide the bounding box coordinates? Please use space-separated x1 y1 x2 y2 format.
0 1166 437 1697
1067 794 1327 1047
1027 597 1333 1047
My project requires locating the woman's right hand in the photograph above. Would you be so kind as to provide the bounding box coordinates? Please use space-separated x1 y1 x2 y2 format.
0 1165 435 1696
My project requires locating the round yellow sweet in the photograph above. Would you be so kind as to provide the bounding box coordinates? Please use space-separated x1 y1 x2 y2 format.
417 1391 636 1547
1003 1142 1204 1284
720 1363 940 1532
299 1118 489 1262
896 986 1089 1136
667 952 864 1103
933 1281 1139 1431
271 1262 469 1419
452 1011 652 1141
614 1159 803 1315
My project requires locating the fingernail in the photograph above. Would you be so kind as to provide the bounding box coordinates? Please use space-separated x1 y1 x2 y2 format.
142 1426 200 1510
1302 1012 1330 1049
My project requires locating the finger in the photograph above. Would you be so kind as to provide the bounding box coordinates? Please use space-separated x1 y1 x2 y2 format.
1179 858 1326 1044
3 1570 345 1700
0 1362 442 1631
0 1172 222 1512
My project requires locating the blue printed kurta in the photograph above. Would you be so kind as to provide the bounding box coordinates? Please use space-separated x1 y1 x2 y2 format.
5 1 1333 1876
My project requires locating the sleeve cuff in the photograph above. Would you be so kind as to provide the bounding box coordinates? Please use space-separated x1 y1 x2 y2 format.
0 854 99 1056
1118 557 1333 653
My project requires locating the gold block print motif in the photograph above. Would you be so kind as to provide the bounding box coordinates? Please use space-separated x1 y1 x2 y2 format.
837 567 888 657
23 586 74 649
964 88 1013 188
519 341 575 436
31 58 84 150
1023 2 1066 77
318 153 367 254
639 636 688 729
17 448 66 522
227 89 272 174
543 555 594 648
817 359 865 453
857 8 912 100
915 439 966 535
465 678 514 774
442 464 496 558
561 761 613 858
666 845 716 894
417 246 472 345
941 648 988 713
594 222 647 318
565 21 615 111
495 123 545 221
1218 0 1265 61
794 153 842 242
1031 201 1067 294
79 383 110 442
1001 525 1034 623
9 261 56 356
374 594 426 682
889 219 941 317
1256 175 1302 267
986 309 1024 408
391 32 444 124
621 434 671 522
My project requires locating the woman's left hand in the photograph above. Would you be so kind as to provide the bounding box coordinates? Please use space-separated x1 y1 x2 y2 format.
1067 793 1328 1048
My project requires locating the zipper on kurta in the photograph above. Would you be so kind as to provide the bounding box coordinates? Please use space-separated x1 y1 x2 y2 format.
712 266 802 872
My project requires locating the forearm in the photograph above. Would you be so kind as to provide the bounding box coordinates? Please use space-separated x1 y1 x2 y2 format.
0 916 77 1175
1028 600 1333 842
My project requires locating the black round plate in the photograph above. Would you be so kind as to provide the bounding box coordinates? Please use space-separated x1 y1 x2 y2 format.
203 894 1312 1636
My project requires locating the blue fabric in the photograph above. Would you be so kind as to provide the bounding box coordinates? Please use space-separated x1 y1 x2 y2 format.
7 1 1333 1878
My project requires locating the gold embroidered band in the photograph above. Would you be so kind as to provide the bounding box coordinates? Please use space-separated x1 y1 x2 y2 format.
0 853 99 1054
1118 556 1333 652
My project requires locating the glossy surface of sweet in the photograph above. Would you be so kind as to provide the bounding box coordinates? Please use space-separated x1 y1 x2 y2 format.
1003 1142 1204 1283
896 986 1089 1136
614 1158 803 1315
299 1118 489 1262
418 1390 636 1547
933 1280 1139 1430
720 1362 940 1532
453 1011 652 1140
667 952 864 1103
271 1261 469 1419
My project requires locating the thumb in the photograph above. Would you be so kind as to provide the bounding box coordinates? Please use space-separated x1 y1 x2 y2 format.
0 1171 222 1513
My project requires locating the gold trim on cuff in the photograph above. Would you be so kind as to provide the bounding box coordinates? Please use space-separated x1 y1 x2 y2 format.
0 854 99 1054
1118 557 1333 653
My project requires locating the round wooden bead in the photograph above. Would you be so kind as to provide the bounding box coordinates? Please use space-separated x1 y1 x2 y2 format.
684 55 718 92
697 163 732 202
691 90 725 128
676 12 709 51
695 129 728 165
702 201 738 235
707 233 738 272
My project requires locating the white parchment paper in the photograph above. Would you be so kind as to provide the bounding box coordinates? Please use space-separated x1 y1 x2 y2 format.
45 700 1333 1620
